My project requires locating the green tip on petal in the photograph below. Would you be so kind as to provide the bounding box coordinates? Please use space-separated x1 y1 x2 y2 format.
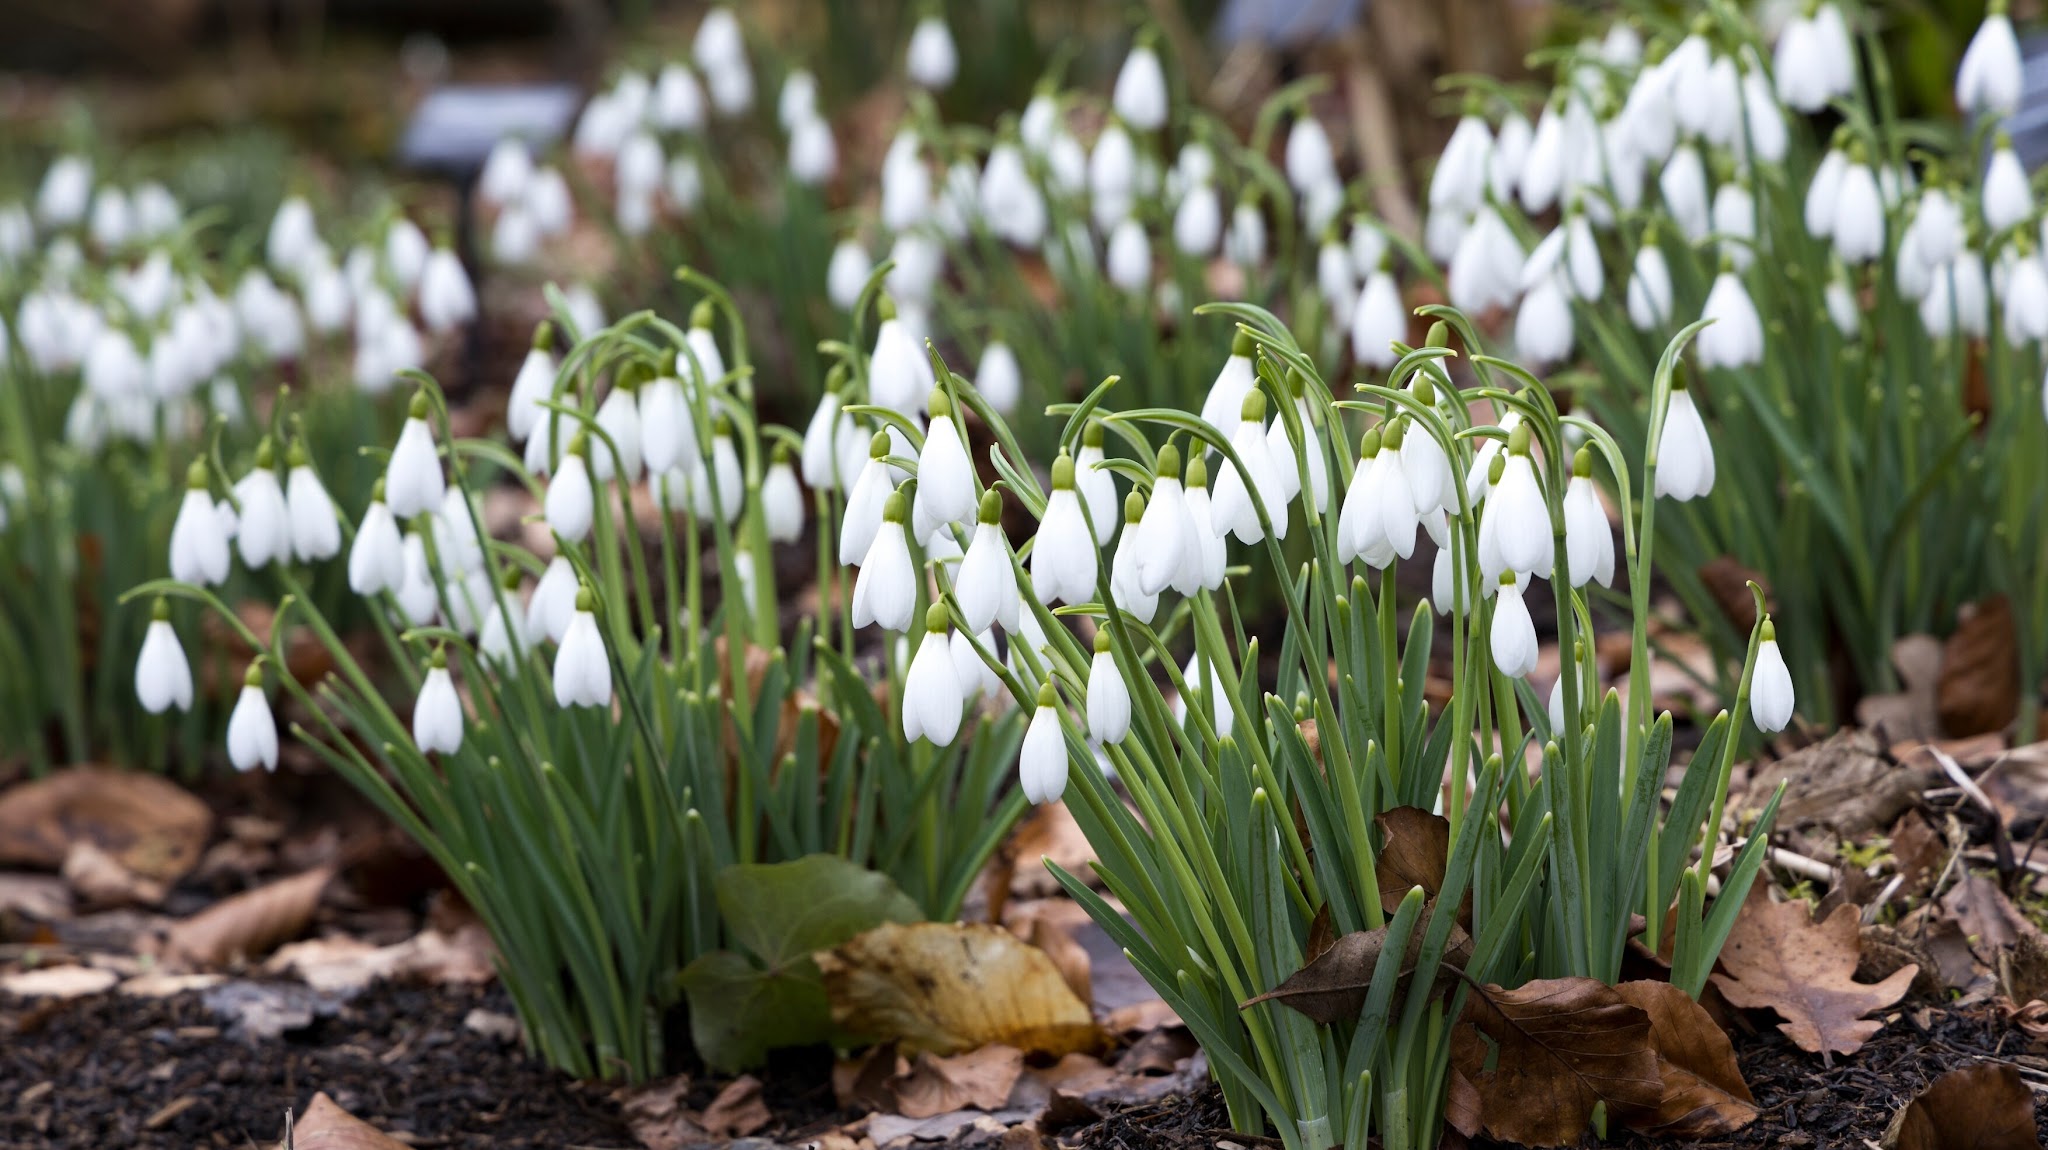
926 604 949 633
1184 452 1206 490
1083 421 1104 448
1035 680 1058 709
1094 627 1112 653
884 490 909 522
243 660 265 688
1051 451 1076 490
371 477 387 504
287 439 310 469
771 440 793 465
978 489 1003 523
1499 570 1518 587
869 430 891 459
1760 617 1777 643
574 584 596 613
1154 440 1182 478
254 437 276 469
690 299 716 331
1573 446 1593 478
1359 427 1383 459
1230 329 1256 357
1507 422 1532 456
430 645 448 670
409 390 430 420
533 321 554 352
567 430 589 458
876 293 898 323
928 388 952 419
185 458 210 490
1239 389 1267 423
151 597 171 622
1123 489 1146 521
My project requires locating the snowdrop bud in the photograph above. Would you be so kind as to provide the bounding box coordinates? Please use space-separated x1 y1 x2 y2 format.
350 482 406 596
136 600 194 714
1113 35 1169 132
906 14 958 89
903 607 966 745
386 393 446 519
975 340 1021 415
841 432 895 565
763 451 805 544
591 374 644 483
956 491 1021 634
285 442 341 562
1983 137 2033 234
1750 619 1796 732
1020 681 1069 805
234 439 291 570
1211 391 1287 545
827 239 871 311
1200 330 1258 443
853 492 918 632
1490 574 1539 678
1562 449 1614 588
411 649 466 754
1107 218 1152 294
1032 453 1100 606
1179 456 1225 593
507 324 558 444
547 437 596 543
1075 423 1120 546
227 662 279 772
1431 545 1456 615
170 460 230 586
1697 263 1764 369
1110 491 1161 623
553 588 613 708
1655 380 1717 501
1958 1 2024 119
1286 114 1337 193
1085 629 1133 744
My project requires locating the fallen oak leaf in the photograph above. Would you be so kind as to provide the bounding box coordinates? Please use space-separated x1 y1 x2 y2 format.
0 767 211 881
1709 886 1916 1062
1448 976 1663 1148
290 1091 411 1150
818 921 1102 1057
1611 980 1758 1138
165 866 335 967
889 1045 1025 1118
1882 1063 2041 1150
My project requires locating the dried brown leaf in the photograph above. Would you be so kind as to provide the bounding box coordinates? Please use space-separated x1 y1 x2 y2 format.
817 921 1101 1057
1698 556 1770 635
1936 596 2019 737
1448 977 1663 1147
1376 807 1461 922
1890 811 1945 897
1241 921 1471 1025
889 1046 1025 1118
0 767 211 881
1611 980 1758 1138
289 1092 410 1150
62 840 167 908
1709 888 1916 1059
1942 874 2048 964
1025 914 1091 1007
165 866 334 967
1857 635 1947 741
1883 1063 2041 1149
699 1075 772 1139
0 965 118 998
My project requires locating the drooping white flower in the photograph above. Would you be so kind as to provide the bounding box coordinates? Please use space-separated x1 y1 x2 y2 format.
1031 453 1099 606
762 455 805 544
1958 5 2024 119
1486 432 1553 577
36 154 92 227
1110 492 1161 624
1072 426 1120 546
1656 384 1716 501
285 446 342 562
2003 249 2048 345
905 14 958 90
227 664 279 772
639 362 697 478
1086 630 1133 744
1175 653 1234 739
1317 236 1356 325
949 628 1001 703
527 555 578 644
1738 63 1789 166
1199 332 1258 444
789 115 838 185
1697 267 1764 369
392 532 438 626
827 239 871 312
1266 383 1328 513
1833 157 1885 265
386 395 446 519
1224 200 1267 267
592 378 644 483
233 443 291 570
478 575 528 667
689 423 745 525
85 328 145 399
170 463 230 586
956 491 1021 634
1112 40 1169 132
1336 427 1417 568
1984 139 2033 234
546 439 596 543
1429 112 1494 217
975 340 1021 415
1106 218 1151 294
777 68 817 130
349 487 406 596
89 186 133 249
1173 182 1222 257
1659 143 1711 242
1489 575 1539 678
1750 620 1796 732
853 493 918 632
1627 240 1673 331
553 589 612 708
266 195 320 276
1132 444 1200 597
1447 206 1523 314
413 651 465 754
869 299 935 415
1286 115 1337 193
1089 122 1138 233
1805 147 1847 239
840 432 895 565
136 603 194 714
1351 270 1404 370
1210 392 1287 545
692 8 747 81
1521 98 1566 214
1827 276 1862 337
903 608 966 745
1515 272 1574 366
913 389 977 541
1019 682 1069 805
480 137 535 206
1561 451 1614 588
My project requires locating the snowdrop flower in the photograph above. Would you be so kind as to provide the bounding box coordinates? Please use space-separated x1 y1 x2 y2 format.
1224 200 1266 267
1984 137 2033 234
415 246 476 335
386 393 446 519
869 297 934 416
1317 234 1356 322
1336 427 1417 568
1660 143 1711 242
591 375 643 483
950 629 1000 703
37 155 92 227
1750 618 1796 732
393 532 438 626
1561 449 1614 588
478 573 528 667
385 218 430 291
956 491 1021 634
170 461 230 587
553 588 612 708
233 441 291 570
640 354 701 479
1516 273 1574 366
1805 145 1848 239
1656 380 1716 501
1349 268 1405 370
914 389 977 540
136 600 194 714
777 69 818 130
1447 207 1522 314
411 649 465 754
1113 35 1169 132
1020 88 1060 155
1075 423 1120 546
1106 218 1151 294
1085 629 1133 744
227 662 279 771
689 421 745 525
1958 1 2024 119
1697 264 1764 369
1266 372 1327 512
1210 391 1288 546
1465 409 1519 505
349 482 405 596
1110 492 1161 624
1176 654 1233 739
1137 443 1205 596
906 13 958 89
1198 331 1259 444
1492 110 1532 201
85 329 145 399
1173 459 1222 591
1832 153 1885 265
1490 575 1539 678
267 195 320 276
1019 682 1069 805
763 451 805 544
1089 122 1138 232
800 383 852 490
89 186 132 249
1286 115 1337 193
1485 426 1552 577
1347 219 1387 277
975 340 1021 415
852 492 918 632
1737 63 1788 166
1429 110 1494 218
546 436 596 543
1032 452 1099 606
827 239 872 312
1826 275 1862 337
840 433 895 565
903 608 966 745
1520 98 1567 215
285 442 341 562
1628 238 1674 331
2003 247 2048 344
1712 183 1757 270
480 137 535 205
789 115 839 185
980 139 1047 249
1173 182 1222 257
527 555 578 644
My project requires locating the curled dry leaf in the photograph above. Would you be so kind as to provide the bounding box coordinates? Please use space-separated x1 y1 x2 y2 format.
289 1092 411 1150
1376 807 1469 927
1241 922 1471 1025
1856 635 1947 742
0 965 118 998
1742 729 1928 836
165 866 335 967
1936 595 2019 738
1611 980 1758 1138
62 840 167 908
1882 1063 2042 1150
1448 976 1663 1148
889 1045 1025 1118
699 1075 773 1139
1709 887 1916 1061
0 767 211 881
817 921 1101 1057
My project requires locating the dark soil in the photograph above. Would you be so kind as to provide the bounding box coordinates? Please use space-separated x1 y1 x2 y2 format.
0 981 634 1148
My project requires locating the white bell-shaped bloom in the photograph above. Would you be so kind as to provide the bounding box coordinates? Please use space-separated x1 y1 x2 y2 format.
1984 141 2033 234
1812 4 1858 104
775 68 815 130
592 383 643 483
384 218 430 291
1225 200 1267 267
1750 623 1796 732
414 655 465 754
1087 633 1132 744
976 340 1021 415
763 458 805 544
853 496 918 632
266 195 320 277
1111 494 1161 624
1175 653 1233 739
1833 160 1885 265
914 391 976 539
1827 277 1862 337
1199 334 1258 444
1351 271 1404 370
1562 458 1614 588
1031 454 1099 606
1487 441 1553 577
136 606 194 714
1336 429 1417 568
1113 42 1169 132
1429 113 1494 216
827 238 871 312
1075 432 1120 546
89 186 133 249
480 137 535 205
1019 683 1069 804
1697 269 1764 369
956 493 1021 634
1348 219 1388 278
1659 143 1711 242
553 593 613 707
2003 249 2048 345
1627 242 1673 331
639 367 697 478
1317 238 1356 323
1805 148 1847 238
1958 7 2024 118
881 134 932 232
478 578 528 667
789 115 838 185
1711 183 1756 271
547 445 596 543
1490 576 1539 678
869 304 934 416
1107 218 1151 293
1515 272 1574 366
840 434 895 565
1520 100 1566 214
37 154 92 227
1266 391 1328 512
227 667 280 772
692 8 746 80
286 453 341 563
980 141 1047 249
170 470 231 587
234 450 291 570
1286 116 1337 193
800 388 850 489
418 248 475 335
1447 206 1523 314
386 399 446 519
902 610 966 745
349 491 406 596
905 15 958 89
1179 465 1226 592
392 532 438 626
527 555 578 644
1132 445 1197 596
1089 123 1138 232
1656 386 1717 501
950 629 1001 703
689 427 745 525
1210 395 1286 545
526 167 573 236
1174 182 1222 257
1738 65 1788 166
85 328 145 399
